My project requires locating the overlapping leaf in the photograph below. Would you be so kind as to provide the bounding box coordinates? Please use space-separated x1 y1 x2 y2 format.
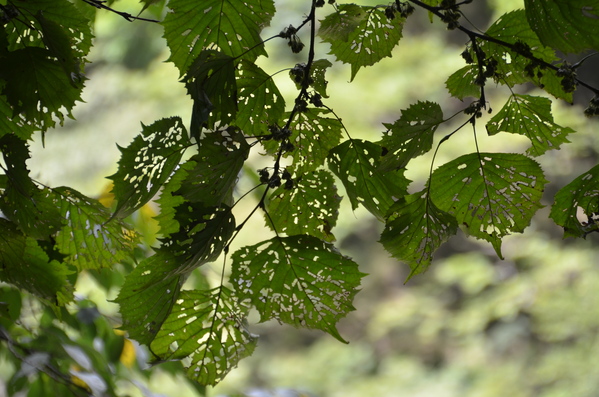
381 190 457 280
550 164 599 237
266 169 341 242
430 153 547 257
486 94 574 156
150 287 258 386
162 0 275 74
54 187 137 270
0 97 35 140
378 101 444 172
231 235 364 342
0 219 72 305
109 117 191 219
525 0 599 53
445 65 480 100
318 4 405 81
311 59 333 98
328 140 410 220
234 60 285 137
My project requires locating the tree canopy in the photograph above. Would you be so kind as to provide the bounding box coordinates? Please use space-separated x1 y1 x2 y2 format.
1 0 599 395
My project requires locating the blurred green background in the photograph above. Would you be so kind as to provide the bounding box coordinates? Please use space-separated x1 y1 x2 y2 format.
13 0 599 396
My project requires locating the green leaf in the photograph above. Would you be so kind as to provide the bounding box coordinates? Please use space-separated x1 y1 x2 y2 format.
525 0 599 53
115 252 186 345
162 0 275 74
311 59 333 98
266 169 341 242
231 235 365 343
185 50 237 135
430 153 547 257
0 47 82 131
378 101 444 172
381 190 458 280
234 60 285 137
109 117 190 219
53 187 137 270
0 97 35 141
550 164 599 238
0 219 72 305
35 11 78 83
486 94 574 156
445 65 480 101
328 139 410 220
318 4 405 81
150 287 258 386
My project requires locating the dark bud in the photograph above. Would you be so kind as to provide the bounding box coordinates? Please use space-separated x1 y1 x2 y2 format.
280 25 297 39
315 0 325 7
310 93 323 107
282 169 292 180
399 2 415 18
385 6 396 20
584 96 599 117
259 168 270 183
284 178 294 190
328 0 335 3
283 142 295 153
268 174 281 188
288 35 305 53
461 48 474 64
295 98 308 112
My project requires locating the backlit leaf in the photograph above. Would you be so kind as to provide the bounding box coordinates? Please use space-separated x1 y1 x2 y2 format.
318 4 405 81
550 164 599 238
445 65 480 101
266 169 341 242
311 59 333 98
381 190 457 280
525 0 599 53
378 101 444 172
151 287 257 386
162 0 275 74
231 235 365 343
328 140 410 220
109 117 190 219
486 94 574 156
430 153 547 257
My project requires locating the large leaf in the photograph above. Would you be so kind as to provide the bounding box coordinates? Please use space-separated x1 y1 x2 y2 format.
230 235 365 343
378 101 444 172
109 117 190 219
0 219 72 305
235 60 285 136
0 97 35 141
0 47 82 130
150 287 258 386
53 187 137 270
525 0 599 53
381 190 458 280
328 139 410 220
318 4 405 81
550 164 599 238
430 153 547 257
486 94 574 156
266 169 341 242
115 252 186 345
162 0 275 74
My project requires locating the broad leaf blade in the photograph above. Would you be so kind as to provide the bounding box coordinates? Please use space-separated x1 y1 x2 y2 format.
318 4 405 81
162 0 275 74
109 117 190 219
151 287 257 386
486 94 574 156
430 153 547 257
378 101 444 172
328 140 410 220
525 0 599 53
550 164 599 237
381 191 457 280
445 65 480 101
231 235 365 343
266 169 341 242
235 60 285 137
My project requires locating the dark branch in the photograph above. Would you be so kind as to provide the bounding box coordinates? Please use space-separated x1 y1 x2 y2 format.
81 0 159 23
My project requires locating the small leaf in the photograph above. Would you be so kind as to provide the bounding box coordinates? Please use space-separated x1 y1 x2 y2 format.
162 0 275 74
445 65 480 101
311 59 333 98
550 164 599 238
486 94 574 156
381 190 458 280
378 101 444 172
318 4 405 81
235 60 285 137
231 235 365 343
266 169 341 242
151 287 258 386
525 0 599 53
109 117 190 219
328 140 410 220
0 97 35 141
430 153 547 257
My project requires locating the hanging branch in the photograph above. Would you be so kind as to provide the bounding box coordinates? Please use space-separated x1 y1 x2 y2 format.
81 0 159 22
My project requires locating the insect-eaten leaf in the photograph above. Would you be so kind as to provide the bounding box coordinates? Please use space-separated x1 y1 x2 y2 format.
231 235 365 343
430 153 547 257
